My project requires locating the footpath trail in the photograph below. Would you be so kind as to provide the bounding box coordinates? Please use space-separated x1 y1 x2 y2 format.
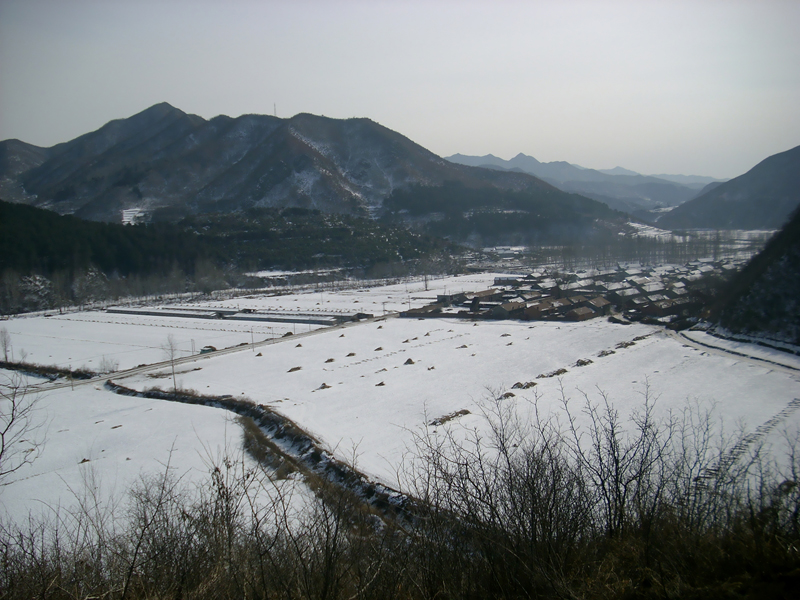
664 327 800 481
663 328 800 377
31 312 399 392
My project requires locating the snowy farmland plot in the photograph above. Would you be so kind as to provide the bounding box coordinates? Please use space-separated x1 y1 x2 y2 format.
1 311 300 372
0 383 251 523
2 272 799 525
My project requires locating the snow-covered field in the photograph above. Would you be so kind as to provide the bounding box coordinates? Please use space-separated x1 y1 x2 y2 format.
1 311 300 371
117 317 800 484
0 275 479 372
0 383 248 524
3 273 799 526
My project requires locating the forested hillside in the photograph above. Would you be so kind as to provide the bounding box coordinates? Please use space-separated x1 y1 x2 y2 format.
383 182 624 245
711 206 800 345
0 200 208 277
0 200 455 313
657 145 800 230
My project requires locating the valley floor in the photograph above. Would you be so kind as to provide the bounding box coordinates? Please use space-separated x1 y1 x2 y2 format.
2 272 799 525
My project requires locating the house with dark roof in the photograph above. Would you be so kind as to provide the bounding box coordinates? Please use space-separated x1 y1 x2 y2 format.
567 306 597 321
588 296 611 315
491 301 527 319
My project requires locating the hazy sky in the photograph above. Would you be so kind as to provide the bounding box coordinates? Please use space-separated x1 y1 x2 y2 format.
1 0 798 179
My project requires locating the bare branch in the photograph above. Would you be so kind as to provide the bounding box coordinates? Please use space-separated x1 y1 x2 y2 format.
0 371 45 482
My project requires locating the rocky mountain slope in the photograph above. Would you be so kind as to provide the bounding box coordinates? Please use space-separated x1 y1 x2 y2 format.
657 145 800 230
446 152 721 220
1 104 559 223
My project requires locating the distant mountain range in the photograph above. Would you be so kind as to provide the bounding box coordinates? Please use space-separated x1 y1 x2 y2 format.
0 103 560 223
446 153 725 221
2 103 795 234
656 145 800 230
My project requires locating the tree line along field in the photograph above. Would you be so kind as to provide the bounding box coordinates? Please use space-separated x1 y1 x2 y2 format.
1 197 772 316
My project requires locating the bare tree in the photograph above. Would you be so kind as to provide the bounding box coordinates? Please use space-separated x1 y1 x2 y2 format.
561 383 674 540
162 334 179 391
0 327 11 362
0 372 44 482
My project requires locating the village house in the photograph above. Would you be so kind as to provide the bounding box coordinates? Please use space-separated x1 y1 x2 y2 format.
610 287 640 306
566 306 597 321
494 276 522 286
403 257 736 323
491 301 527 319
588 296 611 315
566 295 590 307
643 297 695 318
436 292 467 306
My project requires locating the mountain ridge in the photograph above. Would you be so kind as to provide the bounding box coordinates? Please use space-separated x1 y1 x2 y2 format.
445 152 721 220
656 145 800 230
1 105 560 223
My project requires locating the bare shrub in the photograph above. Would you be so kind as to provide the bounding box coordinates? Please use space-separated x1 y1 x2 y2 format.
1 386 799 599
161 334 179 391
0 372 45 482
98 355 119 374
404 387 800 597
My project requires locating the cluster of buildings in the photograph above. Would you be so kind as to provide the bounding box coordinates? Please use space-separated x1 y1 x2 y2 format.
404 259 742 323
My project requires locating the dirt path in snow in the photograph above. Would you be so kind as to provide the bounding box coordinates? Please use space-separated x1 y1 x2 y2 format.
663 329 800 377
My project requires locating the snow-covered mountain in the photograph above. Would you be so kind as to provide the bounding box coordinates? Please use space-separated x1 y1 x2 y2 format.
0 104 558 223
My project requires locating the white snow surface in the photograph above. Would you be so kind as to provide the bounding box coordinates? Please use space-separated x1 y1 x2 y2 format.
117 317 800 486
3 273 799 525
1 312 299 371
624 222 675 239
0 383 251 525
682 329 800 370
